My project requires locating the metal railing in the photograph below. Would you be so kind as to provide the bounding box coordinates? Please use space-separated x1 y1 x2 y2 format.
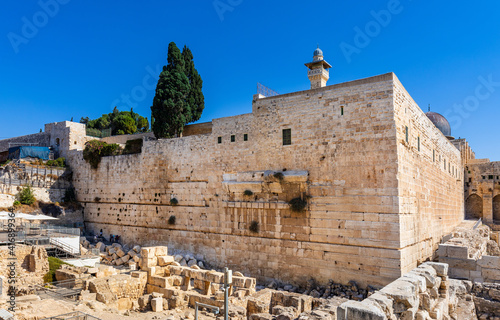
195 302 219 320
50 238 80 256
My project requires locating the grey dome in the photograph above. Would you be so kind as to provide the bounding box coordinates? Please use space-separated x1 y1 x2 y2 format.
314 47 323 57
426 112 451 137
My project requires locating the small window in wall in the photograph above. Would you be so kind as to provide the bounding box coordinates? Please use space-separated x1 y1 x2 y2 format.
469 178 472 183
417 136 420 151
433 150 435 162
217 137 222 144
74 141 77 145
482 176 486 179
56 138 60 146
244 134 248 141
405 126 408 143
230 135 235 142
489 175 494 180
282 129 292 146
444 159 446 170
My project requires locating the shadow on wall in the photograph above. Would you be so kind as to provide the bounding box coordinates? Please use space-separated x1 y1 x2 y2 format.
466 194 483 219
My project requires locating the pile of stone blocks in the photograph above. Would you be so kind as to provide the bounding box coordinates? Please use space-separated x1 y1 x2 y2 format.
438 241 500 283
337 262 452 320
97 242 141 268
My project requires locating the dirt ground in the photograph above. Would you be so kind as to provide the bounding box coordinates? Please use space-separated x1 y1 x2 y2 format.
0 295 218 320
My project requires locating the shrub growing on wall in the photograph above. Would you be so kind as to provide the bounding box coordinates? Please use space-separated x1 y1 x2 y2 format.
288 197 307 212
83 140 123 169
123 139 143 155
19 185 36 205
46 157 65 167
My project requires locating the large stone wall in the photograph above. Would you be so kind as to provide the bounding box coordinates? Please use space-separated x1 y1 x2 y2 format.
69 73 463 288
465 161 500 222
393 76 464 273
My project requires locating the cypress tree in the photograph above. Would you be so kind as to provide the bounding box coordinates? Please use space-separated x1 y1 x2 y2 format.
182 46 205 123
151 42 191 138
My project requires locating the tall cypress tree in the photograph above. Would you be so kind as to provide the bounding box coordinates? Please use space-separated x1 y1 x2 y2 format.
151 42 191 138
182 46 204 123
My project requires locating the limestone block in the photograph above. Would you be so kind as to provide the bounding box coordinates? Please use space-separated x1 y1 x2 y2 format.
96 242 106 252
133 254 141 263
112 253 118 260
158 255 175 266
416 310 430 320
128 250 137 258
426 262 449 277
154 246 168 256
380 279 418 311
131 271 147 281
337 300 387 320
111 243 122 249
108 248 117 255
247 297 270 315
115 258 124 266
402 272 427 294
86 268 98 275
477 255 500 269
187 259 197 267
121 255 130 263
116 248 126 258
141 256 158 268
174 254 183 262
447 246 469 259
133 245 141 253
206 271 224 283
141 247 157 259
366 292 394 317
412 265 438 288
128 261 137 271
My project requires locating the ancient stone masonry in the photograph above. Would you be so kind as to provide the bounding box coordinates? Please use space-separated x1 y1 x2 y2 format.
465 160 500 222
437 224 500 283
0 162 72 206
67 72 464 288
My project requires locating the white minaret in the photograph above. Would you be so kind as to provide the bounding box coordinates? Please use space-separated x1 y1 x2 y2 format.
305 46 332 89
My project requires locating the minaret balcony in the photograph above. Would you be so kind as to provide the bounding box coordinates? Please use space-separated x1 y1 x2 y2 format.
308 68 329 78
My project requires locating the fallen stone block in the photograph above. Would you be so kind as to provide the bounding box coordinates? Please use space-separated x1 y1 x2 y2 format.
116 248 126 258
133 245 141 253
337 300 387 320
154 246 168 256
158 255 175 266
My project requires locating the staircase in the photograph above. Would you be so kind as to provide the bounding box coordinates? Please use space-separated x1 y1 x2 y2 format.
46 238 80 259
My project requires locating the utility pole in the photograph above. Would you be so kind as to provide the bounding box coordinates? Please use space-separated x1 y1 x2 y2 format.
224 267 232 320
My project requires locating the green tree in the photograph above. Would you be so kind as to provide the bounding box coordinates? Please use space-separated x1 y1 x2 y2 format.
182 46 205 123
112 113 137 135
151 42 191 138
19 185 36 205
136 116 149 132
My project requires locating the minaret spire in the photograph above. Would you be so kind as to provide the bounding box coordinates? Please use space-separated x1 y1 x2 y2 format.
304 46 332 89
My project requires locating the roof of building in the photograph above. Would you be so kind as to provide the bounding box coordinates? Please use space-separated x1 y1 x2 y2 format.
425 111 452 137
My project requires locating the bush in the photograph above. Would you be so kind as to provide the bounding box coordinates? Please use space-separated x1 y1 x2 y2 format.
288 197 307 212
19 185 36 205
123 139 143 155
170 198 178 205
13 200 20 207
243 190 254 196
83 140 123 169
249 220 260 233
273 172 284 181
46 157 65 167
44 257 69 283
168 215 176 225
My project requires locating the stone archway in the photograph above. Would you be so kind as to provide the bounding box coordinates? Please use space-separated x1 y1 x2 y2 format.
465 194 483 219
493 195 500 222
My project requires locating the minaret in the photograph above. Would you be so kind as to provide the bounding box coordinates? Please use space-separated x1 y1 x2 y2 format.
305 46 332 89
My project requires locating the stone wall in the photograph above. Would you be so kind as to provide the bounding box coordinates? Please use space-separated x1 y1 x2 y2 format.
393 76 464 272
0 163 72 205
0 245 48 289
0 132 50 154
465 161 500 222
69 73 464 288
337 262 452 319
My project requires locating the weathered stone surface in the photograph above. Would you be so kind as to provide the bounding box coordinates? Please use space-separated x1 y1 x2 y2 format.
151 297 163 312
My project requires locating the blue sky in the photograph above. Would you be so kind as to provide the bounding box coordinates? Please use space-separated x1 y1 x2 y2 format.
1 0 499 160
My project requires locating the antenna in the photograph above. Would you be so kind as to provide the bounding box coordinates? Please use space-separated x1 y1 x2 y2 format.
428 104 431 112
257 83 279 98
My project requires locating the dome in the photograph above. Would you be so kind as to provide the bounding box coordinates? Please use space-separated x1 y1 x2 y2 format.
425 111 452 137
313 47 323 57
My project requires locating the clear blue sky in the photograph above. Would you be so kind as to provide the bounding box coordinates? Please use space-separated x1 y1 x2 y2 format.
1 0 499 160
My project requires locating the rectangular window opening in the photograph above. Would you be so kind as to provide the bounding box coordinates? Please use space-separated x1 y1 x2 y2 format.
243 134 248 141
418 136 420 151
489 175 494 180
405 126 408 143
433 150 435 162
341 106 344 116
217 137 222 144
282 128 291 146
230 135 235 142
